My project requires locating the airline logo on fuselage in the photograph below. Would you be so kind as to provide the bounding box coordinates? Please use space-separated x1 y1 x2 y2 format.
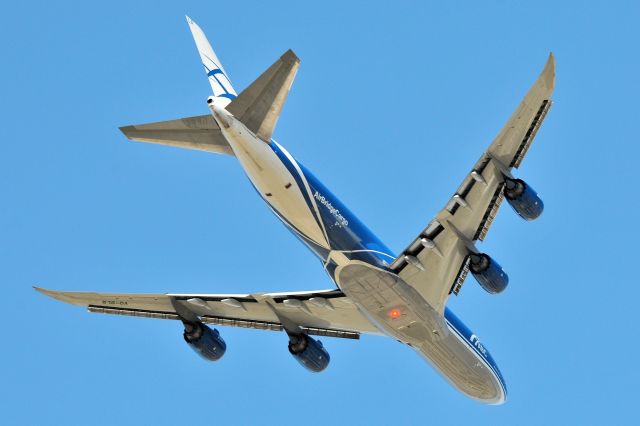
470 334 488 357
314 190 349 228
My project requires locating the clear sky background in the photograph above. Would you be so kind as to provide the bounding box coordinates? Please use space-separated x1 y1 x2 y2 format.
2 1 638 424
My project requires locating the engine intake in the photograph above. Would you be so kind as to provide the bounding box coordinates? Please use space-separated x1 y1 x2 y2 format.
183 322 226 362
288 334 330 372
469 253 509 294
504 178 544 221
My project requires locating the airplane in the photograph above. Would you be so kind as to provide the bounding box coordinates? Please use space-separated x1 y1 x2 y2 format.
34 16 555 405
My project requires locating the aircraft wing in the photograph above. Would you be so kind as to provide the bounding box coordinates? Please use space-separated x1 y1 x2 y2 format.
34 286 381 339
389 54 555 314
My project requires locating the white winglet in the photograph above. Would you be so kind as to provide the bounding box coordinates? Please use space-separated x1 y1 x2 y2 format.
186 16 237 107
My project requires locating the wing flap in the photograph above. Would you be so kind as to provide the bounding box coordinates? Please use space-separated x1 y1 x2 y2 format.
34 287 379 338
87 306 359 339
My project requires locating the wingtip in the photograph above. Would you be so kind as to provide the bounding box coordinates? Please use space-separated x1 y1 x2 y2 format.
33 286 87 306
539 52 556 93
281 49 300 64
33 285 58 299
118 125 135 141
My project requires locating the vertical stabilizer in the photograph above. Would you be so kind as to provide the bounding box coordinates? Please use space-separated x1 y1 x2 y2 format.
186 16 237 107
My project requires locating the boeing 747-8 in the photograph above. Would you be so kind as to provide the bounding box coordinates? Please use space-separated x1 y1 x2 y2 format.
35 17 555 404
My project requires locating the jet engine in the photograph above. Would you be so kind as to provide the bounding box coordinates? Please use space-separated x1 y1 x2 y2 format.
504 178 544 221
469 253 509 294
288 333 330 372
183 322 226 361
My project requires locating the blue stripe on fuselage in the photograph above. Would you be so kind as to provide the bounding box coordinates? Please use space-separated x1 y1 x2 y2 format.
264 140 504 395
445 308 507 396
269 142 326 236
269 141 394 269
247 180 330 261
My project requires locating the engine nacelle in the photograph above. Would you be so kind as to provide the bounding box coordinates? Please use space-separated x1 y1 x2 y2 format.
469 253 509 294
288 334 330 373
504 178 544 221
183 322 226 362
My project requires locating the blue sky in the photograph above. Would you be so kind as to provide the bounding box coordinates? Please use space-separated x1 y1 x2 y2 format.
2 1 638 424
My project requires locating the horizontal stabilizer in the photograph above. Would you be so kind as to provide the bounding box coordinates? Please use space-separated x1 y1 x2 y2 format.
227 49 300 142
119 114 234 155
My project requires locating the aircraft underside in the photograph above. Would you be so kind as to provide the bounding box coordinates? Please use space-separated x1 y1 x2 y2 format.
35 16 556 405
